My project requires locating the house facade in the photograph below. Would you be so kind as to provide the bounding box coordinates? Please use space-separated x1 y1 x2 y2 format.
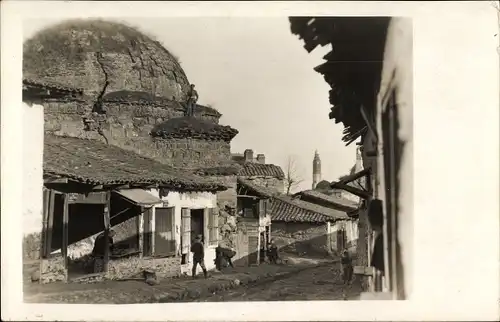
270 195 357 257
289 16 413 299
37 132 226 284
194 149 286 263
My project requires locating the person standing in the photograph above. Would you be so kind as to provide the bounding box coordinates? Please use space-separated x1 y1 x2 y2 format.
340 249 353 285
185 84 199 117
191 235 208 279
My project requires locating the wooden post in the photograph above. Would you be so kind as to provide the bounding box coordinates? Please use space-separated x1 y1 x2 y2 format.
138 208 143 258
46 190 55 256
103 191 111 272
41 188 50 258
62 193 69 270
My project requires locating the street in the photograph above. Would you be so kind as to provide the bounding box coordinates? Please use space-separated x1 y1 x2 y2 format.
195 264 362 302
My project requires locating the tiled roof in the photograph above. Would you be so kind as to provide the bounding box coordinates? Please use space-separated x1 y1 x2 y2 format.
238 162 285 179
237 178 282 199
44 135 227 191
294 189 358 211
150 116 238 142
194 163 242 176
270 195 349 223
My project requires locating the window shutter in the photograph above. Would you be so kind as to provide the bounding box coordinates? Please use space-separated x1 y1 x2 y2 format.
208 208 219 246
181 208 191 254
154 207 176 256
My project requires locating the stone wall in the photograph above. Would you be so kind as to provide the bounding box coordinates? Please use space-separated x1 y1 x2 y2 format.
242 176 285 194
272 222 329 257
216 176 237 208
106 255 181 280
40 255 67 284
23 232 42 261
44 100 219 139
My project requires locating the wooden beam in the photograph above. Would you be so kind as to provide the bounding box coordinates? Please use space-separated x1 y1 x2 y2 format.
46 190 56 256
62 193 69 274
354 265 375 276
360 105 378 142
336 168 371 185
103 191 111 272
237 194 259 199
44 177 68 184
331 182 371 200
41 188 50 258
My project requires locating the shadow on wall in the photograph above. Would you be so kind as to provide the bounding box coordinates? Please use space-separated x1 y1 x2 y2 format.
25 195 143 262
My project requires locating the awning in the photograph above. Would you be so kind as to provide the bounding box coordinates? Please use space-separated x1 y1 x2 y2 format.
114 189 163 206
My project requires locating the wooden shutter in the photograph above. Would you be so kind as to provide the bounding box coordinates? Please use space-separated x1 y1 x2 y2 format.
207 208 219 246
248 235 260 265
143 207 153 256
203 208 210 246
154 207 176 256
181 208 191 254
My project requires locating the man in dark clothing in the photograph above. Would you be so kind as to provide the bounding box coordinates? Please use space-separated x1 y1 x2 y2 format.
215 245 236 271
340 249 354 285
191 235 207 278
185 84 199 117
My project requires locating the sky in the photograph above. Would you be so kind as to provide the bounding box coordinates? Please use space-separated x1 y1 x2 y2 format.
23 17 357 192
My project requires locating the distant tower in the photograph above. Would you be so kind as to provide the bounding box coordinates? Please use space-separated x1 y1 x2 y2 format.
312 150 321 189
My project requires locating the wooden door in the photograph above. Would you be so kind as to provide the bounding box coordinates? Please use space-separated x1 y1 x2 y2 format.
181 208 191 255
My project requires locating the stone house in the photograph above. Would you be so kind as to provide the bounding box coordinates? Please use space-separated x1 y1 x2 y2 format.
38 133 225 283
270 195 357 257
289 16 413 299
22 19 276 279
234 178 280 265
193 149 285 261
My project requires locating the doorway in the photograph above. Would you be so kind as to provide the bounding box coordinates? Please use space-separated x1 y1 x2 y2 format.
190 209 205 243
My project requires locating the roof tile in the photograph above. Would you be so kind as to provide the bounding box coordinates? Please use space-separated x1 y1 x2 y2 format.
44 135 226 191
270 195 349 223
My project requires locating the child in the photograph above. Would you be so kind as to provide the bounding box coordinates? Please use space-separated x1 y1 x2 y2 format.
267 239 279 264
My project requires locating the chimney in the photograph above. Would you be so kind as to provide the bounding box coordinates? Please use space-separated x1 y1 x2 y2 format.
256 154 265 164
244 149 254 162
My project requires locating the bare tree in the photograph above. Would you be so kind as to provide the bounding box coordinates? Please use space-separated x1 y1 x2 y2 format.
284 155 304 195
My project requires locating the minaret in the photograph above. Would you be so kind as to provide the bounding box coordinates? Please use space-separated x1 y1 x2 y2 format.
312 150 321 189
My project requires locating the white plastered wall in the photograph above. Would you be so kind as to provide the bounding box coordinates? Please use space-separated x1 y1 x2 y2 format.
376 17 413 300
22 102 44 238
147 189 218 272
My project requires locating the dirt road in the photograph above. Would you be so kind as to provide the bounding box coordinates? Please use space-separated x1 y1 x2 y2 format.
195 264 362 302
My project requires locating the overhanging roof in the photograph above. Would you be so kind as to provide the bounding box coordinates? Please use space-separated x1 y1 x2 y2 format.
289 17 391 145
114 189 163 206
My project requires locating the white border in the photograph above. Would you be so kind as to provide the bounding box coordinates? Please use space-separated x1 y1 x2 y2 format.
2 1 499 321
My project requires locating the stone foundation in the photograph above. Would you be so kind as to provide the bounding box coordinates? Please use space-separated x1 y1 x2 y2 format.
40 255 67 284
106 255 181 280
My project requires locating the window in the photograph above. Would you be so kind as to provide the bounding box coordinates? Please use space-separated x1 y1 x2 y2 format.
207 208 219 246
154 207 176 257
